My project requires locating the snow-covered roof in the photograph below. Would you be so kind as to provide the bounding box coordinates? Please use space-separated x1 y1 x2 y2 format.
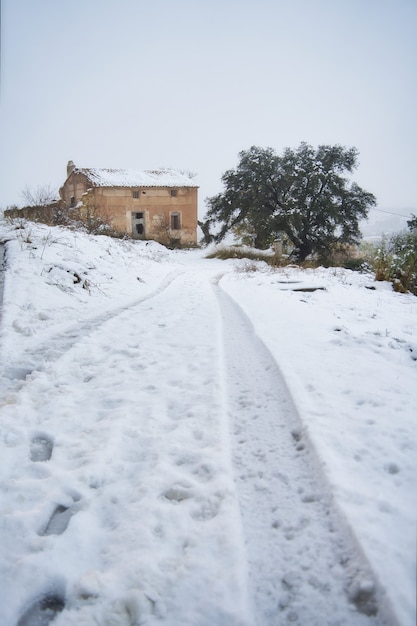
74 167 198 188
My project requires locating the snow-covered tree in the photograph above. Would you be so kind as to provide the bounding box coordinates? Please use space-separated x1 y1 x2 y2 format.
202 143 376 261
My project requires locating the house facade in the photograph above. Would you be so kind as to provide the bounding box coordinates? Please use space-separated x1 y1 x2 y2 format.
59 161 198 245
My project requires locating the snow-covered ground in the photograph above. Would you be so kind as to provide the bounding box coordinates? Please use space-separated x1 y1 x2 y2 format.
0 221 415 626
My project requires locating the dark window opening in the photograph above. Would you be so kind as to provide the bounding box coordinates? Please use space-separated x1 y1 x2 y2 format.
136 223 144 235
171 189 177 197
135 212 144 219
70 196 75 208
171 212 181 230
132 190 139 198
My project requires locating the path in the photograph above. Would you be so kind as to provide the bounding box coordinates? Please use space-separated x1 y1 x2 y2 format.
0 263 394 625
214 279 393 625
1 267 249 626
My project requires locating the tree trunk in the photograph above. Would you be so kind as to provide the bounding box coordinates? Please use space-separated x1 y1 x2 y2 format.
291 240 313 262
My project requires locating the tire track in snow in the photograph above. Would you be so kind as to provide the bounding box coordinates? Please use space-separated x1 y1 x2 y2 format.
214 281 395 626
1 268 252 626
0 269 182 400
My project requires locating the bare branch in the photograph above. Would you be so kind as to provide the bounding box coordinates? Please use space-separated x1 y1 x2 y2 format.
21 184 58 207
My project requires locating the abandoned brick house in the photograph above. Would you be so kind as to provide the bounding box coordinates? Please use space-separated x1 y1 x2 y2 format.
59 161 199 245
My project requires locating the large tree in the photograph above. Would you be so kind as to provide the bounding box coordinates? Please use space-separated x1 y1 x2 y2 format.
203 143 376 261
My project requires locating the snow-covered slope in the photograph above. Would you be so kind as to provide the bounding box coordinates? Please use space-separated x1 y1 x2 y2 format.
0 221 415 626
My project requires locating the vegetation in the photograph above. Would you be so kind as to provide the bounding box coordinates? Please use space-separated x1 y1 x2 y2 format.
407 213 417 232
207 227 417 297
206 242 368 271
372 223 417 295
202 143 376 261
206 245 284 265
21 184 58 207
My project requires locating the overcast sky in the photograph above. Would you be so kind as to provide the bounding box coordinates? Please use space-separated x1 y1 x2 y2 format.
1 0 416 222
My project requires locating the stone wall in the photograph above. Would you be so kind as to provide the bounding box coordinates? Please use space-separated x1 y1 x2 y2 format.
4 202 69 225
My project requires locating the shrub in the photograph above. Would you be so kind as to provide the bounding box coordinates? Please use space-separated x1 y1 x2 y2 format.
373 231 417 295
317 243 369 272
205 245 288 266
206 243 370 271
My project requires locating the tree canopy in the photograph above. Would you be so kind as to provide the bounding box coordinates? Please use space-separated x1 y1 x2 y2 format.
407 214 417 232
202 142 376 261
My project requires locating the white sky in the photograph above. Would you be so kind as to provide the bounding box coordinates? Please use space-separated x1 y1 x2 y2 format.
1 0 416 220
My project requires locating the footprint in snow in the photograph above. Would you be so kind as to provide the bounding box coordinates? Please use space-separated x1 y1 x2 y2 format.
39 505 73 536
30 433 53 462
39 493 81 536
17 593 65 626
163 486 192 502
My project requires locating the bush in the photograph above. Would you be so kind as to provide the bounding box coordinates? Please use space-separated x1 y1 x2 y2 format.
206 243 371 271
317 243 369 272
206 245 290 267
373 231 417 295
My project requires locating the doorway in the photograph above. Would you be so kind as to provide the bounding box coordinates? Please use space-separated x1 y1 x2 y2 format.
132 212 145 239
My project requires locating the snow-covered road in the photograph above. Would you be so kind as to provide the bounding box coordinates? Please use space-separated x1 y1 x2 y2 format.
0 223 414 625
1 265 392 625
2 268 248 625
215 281 393 626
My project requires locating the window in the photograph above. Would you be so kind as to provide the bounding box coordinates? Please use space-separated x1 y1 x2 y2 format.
171 212 181 230
170 189 177 197
132 190 139 198
70 196 75 208
135 212 144 219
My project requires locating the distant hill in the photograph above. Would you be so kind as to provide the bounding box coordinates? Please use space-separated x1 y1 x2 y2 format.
360 210 413 238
